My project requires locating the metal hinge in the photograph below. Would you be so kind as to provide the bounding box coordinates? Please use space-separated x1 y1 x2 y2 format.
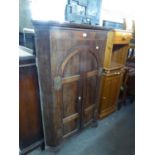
54 76 62 90
98 67 105 76
35 57 38 68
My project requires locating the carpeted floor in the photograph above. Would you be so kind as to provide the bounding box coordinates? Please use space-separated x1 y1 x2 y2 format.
28 102 135 155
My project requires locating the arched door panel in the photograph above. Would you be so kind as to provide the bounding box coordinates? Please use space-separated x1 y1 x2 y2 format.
83 76 97 126
61 51 82 137
57 46 99 137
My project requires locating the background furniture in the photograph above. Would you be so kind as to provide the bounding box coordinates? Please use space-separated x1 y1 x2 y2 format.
19 46 44 154
126 43 135 95
23 28 36 55
65 0 102 25
102 20 124 30
33 21 108 149
99 29 132 119
118 43 135 108
19 29 35 56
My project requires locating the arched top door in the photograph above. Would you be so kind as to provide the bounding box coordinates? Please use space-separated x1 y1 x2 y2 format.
56 45 101 138
59 46 99 78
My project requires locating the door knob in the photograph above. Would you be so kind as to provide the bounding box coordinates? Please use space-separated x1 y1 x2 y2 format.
96 46 99 50
78 96 82 100
83 33 87 37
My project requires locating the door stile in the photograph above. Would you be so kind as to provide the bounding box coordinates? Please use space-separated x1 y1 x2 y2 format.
80 72 87 128
92 73 101 126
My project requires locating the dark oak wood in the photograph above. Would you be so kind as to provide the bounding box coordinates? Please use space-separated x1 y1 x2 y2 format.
19 47 44 154
33 21 108 148
32 20 111 31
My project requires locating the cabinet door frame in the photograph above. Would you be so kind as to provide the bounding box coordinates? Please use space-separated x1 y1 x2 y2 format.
54 45 100 138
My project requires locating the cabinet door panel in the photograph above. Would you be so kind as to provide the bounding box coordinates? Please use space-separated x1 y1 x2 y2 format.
99 73 122 118
63 82 79 117
101 79 111 109
61 47 99 131
52 28 100 138
63 118 79 137
60 49 82 137
83 76 97 125
62 80 81 136
62 61 81 137
63 54 80 77
79 48 98 73
79 50 99 127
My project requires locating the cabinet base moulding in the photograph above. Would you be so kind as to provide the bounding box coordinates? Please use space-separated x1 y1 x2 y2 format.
98 106 116 119
20 139 44 155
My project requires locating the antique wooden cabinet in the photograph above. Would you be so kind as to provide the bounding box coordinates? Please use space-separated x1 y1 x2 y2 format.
33 21 108 148
19 46 44 154
99 29 132 119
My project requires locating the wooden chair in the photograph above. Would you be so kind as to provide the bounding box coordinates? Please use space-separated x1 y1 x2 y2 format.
118 44 135 109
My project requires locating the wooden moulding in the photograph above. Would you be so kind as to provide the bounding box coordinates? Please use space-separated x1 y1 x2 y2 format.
98 106 116 119
32 20 112 31
103 31 114 69
20 140 44 155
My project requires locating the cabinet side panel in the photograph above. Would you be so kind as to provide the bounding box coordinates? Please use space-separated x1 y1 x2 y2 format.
35 28 62 146
95 30 108 67
103 31 114 68
19 65 43 150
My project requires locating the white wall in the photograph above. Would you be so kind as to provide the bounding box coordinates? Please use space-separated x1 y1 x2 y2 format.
19 0 135 32
30 0 67 22
100 0 135 24
19 0 33 32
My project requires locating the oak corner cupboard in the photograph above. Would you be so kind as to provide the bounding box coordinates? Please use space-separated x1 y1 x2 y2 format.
33 21 108 149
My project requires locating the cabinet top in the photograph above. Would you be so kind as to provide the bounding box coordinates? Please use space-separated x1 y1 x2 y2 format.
32 20 111 31
19 46 33 58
